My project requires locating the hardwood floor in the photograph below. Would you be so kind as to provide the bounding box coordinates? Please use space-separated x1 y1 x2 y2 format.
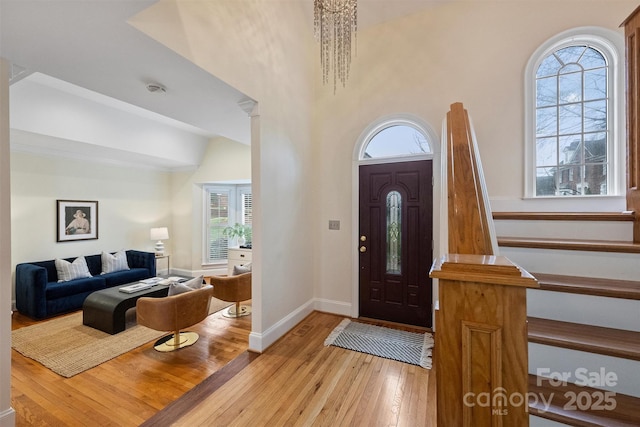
11 307 251 426
12 310 436 426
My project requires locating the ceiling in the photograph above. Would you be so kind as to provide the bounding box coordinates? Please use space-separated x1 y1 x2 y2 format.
0 0 441 169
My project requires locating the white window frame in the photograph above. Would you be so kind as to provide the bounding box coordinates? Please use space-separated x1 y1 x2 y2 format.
524 27 625 198
202 183 252 265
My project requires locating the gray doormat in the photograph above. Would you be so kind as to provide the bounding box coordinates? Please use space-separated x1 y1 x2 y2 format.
324 319 433 369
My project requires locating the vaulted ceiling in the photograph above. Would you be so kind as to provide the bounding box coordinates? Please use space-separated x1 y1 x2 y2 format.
1 0 439 169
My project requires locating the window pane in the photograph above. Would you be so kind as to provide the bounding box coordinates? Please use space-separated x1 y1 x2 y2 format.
536 137 557 167
584 163 607 194
558 104 582 135
364 125 430 158
536 76 557 107
386 191 401 275
555 46 586 65
537 55 562 77
585 133 607 163
584 68 606 100
559 70 582 104
584 100 607 133
558 164 582 195
580 47 606 69
559 135 582 165
536 106 557 137
536 167 557 196
208 191 230 262
241 190 253 245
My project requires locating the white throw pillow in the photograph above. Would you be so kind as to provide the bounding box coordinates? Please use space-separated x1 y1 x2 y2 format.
55 256 92 282
168 275 204 296
233 263 251 275
101 250 130 274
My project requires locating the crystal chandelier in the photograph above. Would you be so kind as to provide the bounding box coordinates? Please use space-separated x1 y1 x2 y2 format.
314 0 357 91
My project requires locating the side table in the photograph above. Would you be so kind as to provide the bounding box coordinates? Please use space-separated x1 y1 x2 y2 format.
156 254 170 274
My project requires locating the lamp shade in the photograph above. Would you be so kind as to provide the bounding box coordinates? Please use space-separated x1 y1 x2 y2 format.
150 227 169 241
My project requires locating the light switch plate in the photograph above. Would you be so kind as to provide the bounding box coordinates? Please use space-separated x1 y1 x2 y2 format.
329 220 340 230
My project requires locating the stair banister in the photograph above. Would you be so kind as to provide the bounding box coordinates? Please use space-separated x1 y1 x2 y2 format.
430 103 538 426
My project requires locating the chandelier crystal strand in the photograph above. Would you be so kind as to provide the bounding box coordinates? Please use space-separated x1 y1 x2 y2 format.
314 0 357 92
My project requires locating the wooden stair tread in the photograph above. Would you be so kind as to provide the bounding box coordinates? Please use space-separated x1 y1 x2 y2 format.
528 375 640 426
528 317 640 361
497 236 640 254
493 211 635 221
532 272 640 300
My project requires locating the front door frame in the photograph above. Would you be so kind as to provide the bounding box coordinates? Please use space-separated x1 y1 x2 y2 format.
351 114 443 328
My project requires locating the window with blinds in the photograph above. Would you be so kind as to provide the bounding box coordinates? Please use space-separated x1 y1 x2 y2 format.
204 184 252 264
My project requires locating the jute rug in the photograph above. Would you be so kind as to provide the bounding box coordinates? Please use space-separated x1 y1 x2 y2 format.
11 297 233 378
324 319 434 369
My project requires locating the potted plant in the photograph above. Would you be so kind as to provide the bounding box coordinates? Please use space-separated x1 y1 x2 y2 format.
223 223 252 246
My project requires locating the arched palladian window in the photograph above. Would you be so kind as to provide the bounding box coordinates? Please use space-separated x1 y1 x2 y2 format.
525 28 624 198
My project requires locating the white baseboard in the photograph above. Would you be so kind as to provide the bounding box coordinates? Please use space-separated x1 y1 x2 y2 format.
0 407 16 427
314 298 352 317
248 299 315 353
248 298 353 353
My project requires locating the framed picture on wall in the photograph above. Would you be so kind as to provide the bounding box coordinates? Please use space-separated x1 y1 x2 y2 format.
57 200 98 242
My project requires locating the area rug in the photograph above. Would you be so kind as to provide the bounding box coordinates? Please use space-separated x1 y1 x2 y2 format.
324 319 434 369
11 297 233 378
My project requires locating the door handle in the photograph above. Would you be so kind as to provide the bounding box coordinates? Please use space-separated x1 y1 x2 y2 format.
360 235 367 242
360 246 367 253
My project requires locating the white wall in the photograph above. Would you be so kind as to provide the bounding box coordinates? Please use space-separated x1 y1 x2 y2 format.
130 0 316 351
169 136 252 275
313 0 637 317
10 151 171 292
130 0 637 350
10 74 210 169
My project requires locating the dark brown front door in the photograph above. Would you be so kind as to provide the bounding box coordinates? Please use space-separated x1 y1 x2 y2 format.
359 160 433 327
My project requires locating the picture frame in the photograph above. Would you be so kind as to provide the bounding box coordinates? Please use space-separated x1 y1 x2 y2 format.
57 200 98 242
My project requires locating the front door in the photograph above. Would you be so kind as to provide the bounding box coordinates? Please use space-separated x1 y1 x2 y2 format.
358 160 433 327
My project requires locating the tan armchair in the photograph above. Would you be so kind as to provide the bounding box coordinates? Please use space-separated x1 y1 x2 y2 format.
205 272 252 318
136 284 213 352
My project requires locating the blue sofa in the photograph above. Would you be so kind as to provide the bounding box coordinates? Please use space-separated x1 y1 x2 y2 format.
15 250 156 319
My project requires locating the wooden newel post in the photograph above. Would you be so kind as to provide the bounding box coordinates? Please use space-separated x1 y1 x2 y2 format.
430 254 538 426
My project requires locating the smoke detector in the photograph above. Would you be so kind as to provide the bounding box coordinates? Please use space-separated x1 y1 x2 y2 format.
146 83 166 93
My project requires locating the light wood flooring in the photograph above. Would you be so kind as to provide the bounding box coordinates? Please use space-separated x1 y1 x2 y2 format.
11 309 436 426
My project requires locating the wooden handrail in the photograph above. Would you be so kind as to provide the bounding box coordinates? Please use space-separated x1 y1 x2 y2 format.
445 103 497 255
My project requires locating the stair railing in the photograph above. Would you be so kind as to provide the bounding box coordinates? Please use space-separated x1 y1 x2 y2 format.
430 103 538 426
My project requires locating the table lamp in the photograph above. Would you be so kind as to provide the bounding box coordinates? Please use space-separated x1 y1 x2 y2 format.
150 227 169 256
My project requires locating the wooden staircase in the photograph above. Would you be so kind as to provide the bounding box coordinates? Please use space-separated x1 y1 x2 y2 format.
528 375 640 427
494 213 640 426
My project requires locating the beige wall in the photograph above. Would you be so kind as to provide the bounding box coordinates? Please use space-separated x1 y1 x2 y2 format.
130 0 637 349
10 151 172 280
131 0 316 349
9 136 251 301
313 1 637 310
170 136 252 274
6 0 636 360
